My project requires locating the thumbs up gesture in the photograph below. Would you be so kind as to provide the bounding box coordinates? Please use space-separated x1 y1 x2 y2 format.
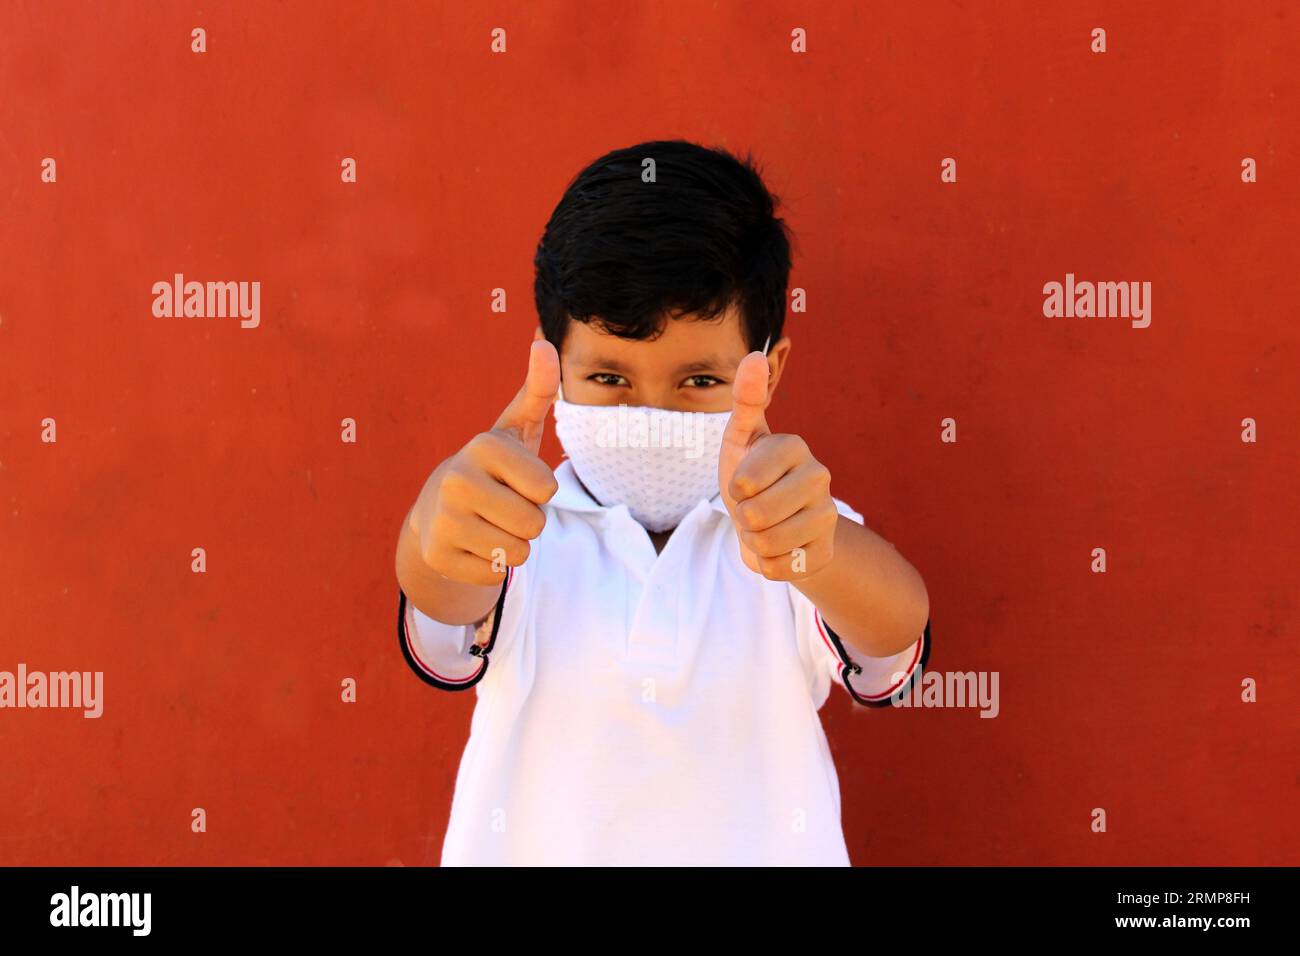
719 352 839 580
409 339 561 586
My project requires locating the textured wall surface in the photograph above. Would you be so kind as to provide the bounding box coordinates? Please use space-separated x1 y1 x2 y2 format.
0 0 1295 865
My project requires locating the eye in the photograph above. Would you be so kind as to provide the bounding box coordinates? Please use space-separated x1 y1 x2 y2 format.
588 372 629 387
681 375 724 389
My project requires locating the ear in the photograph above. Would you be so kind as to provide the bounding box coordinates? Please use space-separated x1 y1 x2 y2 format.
532 326 545 343
764 336 792 402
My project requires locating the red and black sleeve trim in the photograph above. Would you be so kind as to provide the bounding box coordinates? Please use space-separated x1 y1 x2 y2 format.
815 612 932 708
397 569 512 691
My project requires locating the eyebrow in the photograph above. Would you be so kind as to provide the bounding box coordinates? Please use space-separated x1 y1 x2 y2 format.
575 355 634 374
672 357 730 375
573 354 733 376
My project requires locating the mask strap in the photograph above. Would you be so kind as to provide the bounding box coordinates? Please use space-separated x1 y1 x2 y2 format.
761 334 771 356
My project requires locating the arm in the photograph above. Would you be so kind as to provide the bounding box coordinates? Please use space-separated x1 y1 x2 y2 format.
789 514 929 659
396 339 560 626
396 470 502 626
719 352 929 662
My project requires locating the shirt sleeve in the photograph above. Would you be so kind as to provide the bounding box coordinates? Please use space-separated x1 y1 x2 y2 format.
792 497 932 707
397 566 520 691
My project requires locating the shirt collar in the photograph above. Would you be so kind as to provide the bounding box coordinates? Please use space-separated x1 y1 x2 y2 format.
549 459 730 517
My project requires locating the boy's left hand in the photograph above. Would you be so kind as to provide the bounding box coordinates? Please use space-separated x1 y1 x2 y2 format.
718 352 839 580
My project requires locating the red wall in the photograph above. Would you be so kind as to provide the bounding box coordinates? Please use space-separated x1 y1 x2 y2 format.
1 0 1295 865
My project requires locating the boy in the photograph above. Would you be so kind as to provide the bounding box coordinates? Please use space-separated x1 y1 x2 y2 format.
395 140 931 866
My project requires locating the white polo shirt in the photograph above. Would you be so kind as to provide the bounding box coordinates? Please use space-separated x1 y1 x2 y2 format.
398 459 930 866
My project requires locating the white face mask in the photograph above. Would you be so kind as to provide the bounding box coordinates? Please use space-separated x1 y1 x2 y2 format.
551 337 769 533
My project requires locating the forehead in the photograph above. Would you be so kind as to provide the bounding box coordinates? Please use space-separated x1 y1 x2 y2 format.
562 304 749 370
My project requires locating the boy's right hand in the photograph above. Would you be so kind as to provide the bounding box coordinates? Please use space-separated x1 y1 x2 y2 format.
409 339 561 586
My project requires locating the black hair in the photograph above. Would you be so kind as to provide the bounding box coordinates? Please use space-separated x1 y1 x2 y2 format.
533 139 794 353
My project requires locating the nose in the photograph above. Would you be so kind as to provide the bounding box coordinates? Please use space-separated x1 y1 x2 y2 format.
624 383 703 412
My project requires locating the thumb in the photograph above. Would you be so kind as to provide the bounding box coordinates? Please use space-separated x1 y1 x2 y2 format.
493 339 561 450
722 351 771 453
